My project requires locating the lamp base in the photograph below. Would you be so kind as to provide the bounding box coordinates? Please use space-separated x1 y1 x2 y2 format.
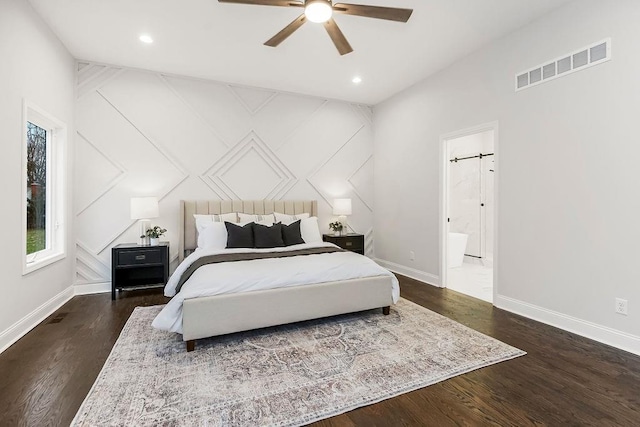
338 215 348 235
139 219 151 245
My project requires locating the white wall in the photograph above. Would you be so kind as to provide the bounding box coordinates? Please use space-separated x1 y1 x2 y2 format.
0 0 75 348
374 0 640 353
75 65 374 286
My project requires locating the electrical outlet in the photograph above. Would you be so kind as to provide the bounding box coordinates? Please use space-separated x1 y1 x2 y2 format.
615 298 628 315
409 251 415 261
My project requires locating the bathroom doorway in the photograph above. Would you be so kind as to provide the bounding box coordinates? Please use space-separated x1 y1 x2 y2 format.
441 123 497 303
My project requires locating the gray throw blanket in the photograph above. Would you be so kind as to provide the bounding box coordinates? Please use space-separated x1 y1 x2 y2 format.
175 246 345 293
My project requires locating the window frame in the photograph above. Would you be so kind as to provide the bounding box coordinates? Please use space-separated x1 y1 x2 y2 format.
22 100 67 275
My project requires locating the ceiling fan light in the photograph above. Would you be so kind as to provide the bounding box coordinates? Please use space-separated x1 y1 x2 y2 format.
305 0 333 23
139 34 153 44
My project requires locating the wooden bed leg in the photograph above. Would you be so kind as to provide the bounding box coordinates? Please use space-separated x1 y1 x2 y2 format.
383 306 390 315
186 340 195 352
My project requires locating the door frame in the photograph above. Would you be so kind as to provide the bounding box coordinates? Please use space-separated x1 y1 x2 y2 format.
439 121 499 302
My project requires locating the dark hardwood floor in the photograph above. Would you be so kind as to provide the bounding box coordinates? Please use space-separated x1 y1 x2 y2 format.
1 277 639 426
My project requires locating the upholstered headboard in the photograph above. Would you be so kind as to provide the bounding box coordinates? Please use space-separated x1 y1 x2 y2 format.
179 200 318 261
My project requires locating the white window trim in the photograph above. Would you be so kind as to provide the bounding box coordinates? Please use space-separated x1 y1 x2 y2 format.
22 100 67 275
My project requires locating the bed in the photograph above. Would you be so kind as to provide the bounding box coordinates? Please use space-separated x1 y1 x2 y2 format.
152 200 399 351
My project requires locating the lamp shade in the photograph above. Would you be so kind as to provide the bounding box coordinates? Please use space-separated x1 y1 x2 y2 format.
130 197 159 220
333 198 352 216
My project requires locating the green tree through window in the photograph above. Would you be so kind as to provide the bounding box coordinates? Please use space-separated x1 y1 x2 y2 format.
26 122 47 255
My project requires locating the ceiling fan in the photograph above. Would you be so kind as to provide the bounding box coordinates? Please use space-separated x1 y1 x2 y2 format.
218 0 413 55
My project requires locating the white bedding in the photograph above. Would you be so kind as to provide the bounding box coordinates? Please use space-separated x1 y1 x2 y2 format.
152 242 400 334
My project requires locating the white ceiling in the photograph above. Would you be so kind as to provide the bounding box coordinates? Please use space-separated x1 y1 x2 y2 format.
28 0 571 104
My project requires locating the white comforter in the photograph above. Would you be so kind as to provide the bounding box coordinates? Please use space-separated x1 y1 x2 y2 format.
152 242 400 334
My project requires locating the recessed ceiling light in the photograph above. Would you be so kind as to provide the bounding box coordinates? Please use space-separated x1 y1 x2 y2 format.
352 76 362 84
139 34 153 44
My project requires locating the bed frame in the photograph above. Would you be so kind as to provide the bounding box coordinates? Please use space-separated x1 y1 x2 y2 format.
178 200 394 351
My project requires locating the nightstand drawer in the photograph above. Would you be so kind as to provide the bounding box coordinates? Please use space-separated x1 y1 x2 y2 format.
322 234 365 254
340 237 363 250
117 249 163 266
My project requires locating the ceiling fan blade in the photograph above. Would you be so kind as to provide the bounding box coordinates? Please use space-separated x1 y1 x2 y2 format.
264 14 307 47
323 18 353 56
333 3 413 22
218 0 303 7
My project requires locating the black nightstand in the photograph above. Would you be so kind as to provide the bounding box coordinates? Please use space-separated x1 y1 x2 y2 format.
111 243 169 300
323 233 365 255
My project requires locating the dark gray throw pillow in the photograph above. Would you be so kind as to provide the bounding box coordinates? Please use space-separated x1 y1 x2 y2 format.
281 220 305 246
225 222 254 249
253 223 285 249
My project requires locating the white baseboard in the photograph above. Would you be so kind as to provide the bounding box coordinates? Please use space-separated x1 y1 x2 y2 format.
0 286 74 354
74 281 110 295
495 294 640 356
374 258 440 287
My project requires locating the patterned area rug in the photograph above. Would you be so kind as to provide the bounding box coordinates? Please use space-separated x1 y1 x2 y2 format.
72 298 525 426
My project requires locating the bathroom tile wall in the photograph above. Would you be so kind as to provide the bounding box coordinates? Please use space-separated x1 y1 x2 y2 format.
448 130 494 259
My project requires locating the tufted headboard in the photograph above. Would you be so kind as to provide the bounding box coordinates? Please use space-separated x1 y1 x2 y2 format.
179 200 318 262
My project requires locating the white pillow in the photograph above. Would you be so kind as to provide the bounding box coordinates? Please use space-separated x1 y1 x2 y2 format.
274 212 310 225
197 221 228 250
300 217 322 243
238 213 275 225
194 213 238 234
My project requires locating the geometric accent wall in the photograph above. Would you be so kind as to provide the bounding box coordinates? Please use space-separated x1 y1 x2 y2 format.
75 63 375 285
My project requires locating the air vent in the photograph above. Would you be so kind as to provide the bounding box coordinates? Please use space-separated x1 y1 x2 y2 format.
515 39 611 92
48 312 69 324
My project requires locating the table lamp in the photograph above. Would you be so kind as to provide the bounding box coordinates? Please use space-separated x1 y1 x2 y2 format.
333 198 352 235
131 197 159 245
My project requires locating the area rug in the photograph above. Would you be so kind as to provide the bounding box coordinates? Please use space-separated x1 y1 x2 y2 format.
72 298 525 426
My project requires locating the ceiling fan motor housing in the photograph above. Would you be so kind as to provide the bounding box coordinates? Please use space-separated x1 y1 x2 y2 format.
305 0 332 6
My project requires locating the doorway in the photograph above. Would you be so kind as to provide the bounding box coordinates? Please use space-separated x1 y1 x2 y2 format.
441 123 497 303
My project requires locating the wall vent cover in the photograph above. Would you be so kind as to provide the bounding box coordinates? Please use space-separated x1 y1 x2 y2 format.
515 39 611 91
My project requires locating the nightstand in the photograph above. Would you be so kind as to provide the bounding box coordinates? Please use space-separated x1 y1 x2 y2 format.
111 243 169 300
322 233 365 255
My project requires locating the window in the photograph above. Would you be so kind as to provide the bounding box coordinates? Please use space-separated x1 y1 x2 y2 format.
22 101 66 274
